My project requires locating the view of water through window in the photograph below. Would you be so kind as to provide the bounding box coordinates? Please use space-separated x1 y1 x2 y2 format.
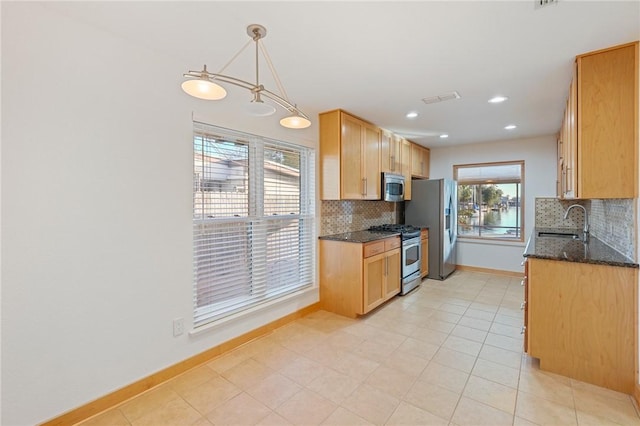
458 181 522 239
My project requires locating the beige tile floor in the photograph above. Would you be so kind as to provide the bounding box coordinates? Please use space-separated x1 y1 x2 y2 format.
79 271 640 425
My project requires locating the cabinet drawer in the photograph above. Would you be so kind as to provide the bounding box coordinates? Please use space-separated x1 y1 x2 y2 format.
364 241 385 258
384 237 401 251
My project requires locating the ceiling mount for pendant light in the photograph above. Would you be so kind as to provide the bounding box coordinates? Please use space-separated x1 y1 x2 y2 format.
181 24 311 129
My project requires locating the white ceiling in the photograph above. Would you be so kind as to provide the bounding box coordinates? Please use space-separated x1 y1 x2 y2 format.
42 1 640 148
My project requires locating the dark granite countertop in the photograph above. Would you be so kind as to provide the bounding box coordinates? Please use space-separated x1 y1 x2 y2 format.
319 230 401 244
524 228 638 268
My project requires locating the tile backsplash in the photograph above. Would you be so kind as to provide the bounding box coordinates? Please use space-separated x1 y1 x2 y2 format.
590 198 635 260
534 198 592 229
320 200 399 235
535 197 635 261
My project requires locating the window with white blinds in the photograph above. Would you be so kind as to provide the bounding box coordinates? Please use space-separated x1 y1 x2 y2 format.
192 122 315 328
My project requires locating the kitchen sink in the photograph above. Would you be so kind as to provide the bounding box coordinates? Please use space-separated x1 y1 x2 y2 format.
537 231 581 240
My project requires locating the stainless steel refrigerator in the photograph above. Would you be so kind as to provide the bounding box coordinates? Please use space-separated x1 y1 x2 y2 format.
404 178 457 280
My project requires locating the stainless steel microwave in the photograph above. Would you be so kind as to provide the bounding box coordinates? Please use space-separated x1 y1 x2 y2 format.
382 172 405 202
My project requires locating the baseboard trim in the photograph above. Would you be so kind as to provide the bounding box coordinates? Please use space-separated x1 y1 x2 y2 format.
41 302 321 426
455 264 523 277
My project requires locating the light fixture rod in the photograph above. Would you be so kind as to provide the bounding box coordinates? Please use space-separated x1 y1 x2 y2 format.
254 32 261 88
215 38 253 76
258 41 290 107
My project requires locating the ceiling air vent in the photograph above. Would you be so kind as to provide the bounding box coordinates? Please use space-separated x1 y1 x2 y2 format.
422 91 461 105
535 0 558 9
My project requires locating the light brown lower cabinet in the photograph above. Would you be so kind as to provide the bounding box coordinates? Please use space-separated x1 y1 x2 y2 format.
320 236 401 318
526 257 637 393
420 229 429 278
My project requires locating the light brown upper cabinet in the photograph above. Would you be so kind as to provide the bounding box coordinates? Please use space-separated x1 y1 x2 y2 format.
320 109 381 200
558 41 638 199
411 143 431 179
380 129 401 174
399 137 412 200
558 69 577 198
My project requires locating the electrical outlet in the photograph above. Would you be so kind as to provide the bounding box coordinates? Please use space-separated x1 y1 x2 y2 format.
173 318 185 336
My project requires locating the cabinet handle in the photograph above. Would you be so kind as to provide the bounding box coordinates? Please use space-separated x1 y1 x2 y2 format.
520 279 525 286
520 301 526 310
520 260 526 266
362 178 366 195
390 155 395 171
521 325 527 334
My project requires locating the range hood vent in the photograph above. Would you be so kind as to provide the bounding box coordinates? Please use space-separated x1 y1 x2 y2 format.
422 91 461 105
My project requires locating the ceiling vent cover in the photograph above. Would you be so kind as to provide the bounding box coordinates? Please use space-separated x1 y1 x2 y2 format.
422 91 461 105
535 0 558 9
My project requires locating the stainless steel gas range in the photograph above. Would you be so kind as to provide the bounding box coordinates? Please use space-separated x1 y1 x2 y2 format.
368 224 422 295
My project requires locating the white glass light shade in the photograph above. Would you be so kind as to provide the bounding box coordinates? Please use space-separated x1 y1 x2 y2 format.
246 99 276 116
181 78 227 100
280 114 311 129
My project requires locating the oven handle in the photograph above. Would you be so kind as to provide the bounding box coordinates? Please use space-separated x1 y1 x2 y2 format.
404 240 421 250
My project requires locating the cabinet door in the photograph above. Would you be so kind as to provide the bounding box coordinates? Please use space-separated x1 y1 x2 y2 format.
411 144 431 179
363 124 381 199
528 258 635 393
340 114 365 199
565 67 577 198
422 148 430 179
380 130 400 173
421 237 429 278
523 259 529 353
556 134 563 198
400 138 412 200
411 144 422 177
577 42 637 198
384 249 401 299
363 253 385 313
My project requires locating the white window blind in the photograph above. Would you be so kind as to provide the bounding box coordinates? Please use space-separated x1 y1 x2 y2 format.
192 123 315 327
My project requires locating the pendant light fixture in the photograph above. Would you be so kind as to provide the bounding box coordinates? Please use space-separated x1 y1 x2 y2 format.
181 24 311 129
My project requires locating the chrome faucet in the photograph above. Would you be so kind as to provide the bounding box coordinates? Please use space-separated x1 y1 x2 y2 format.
563 204 589 242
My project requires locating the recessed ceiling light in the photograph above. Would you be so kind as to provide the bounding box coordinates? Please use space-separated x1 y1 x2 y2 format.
440 134 449 139
488 96 509 103
504 124 517 130
406 112 418 119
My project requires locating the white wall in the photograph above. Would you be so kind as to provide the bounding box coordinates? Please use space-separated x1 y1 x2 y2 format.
429 135 557 273
1 3 318 424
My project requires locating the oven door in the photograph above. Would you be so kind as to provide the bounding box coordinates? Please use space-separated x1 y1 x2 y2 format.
403 237 421 277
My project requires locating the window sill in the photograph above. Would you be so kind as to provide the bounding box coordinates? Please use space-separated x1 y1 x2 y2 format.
189 286 318 336
458 237 526 248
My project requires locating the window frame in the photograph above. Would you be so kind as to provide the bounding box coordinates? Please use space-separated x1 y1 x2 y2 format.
192 122 316 328
453 160 525 243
